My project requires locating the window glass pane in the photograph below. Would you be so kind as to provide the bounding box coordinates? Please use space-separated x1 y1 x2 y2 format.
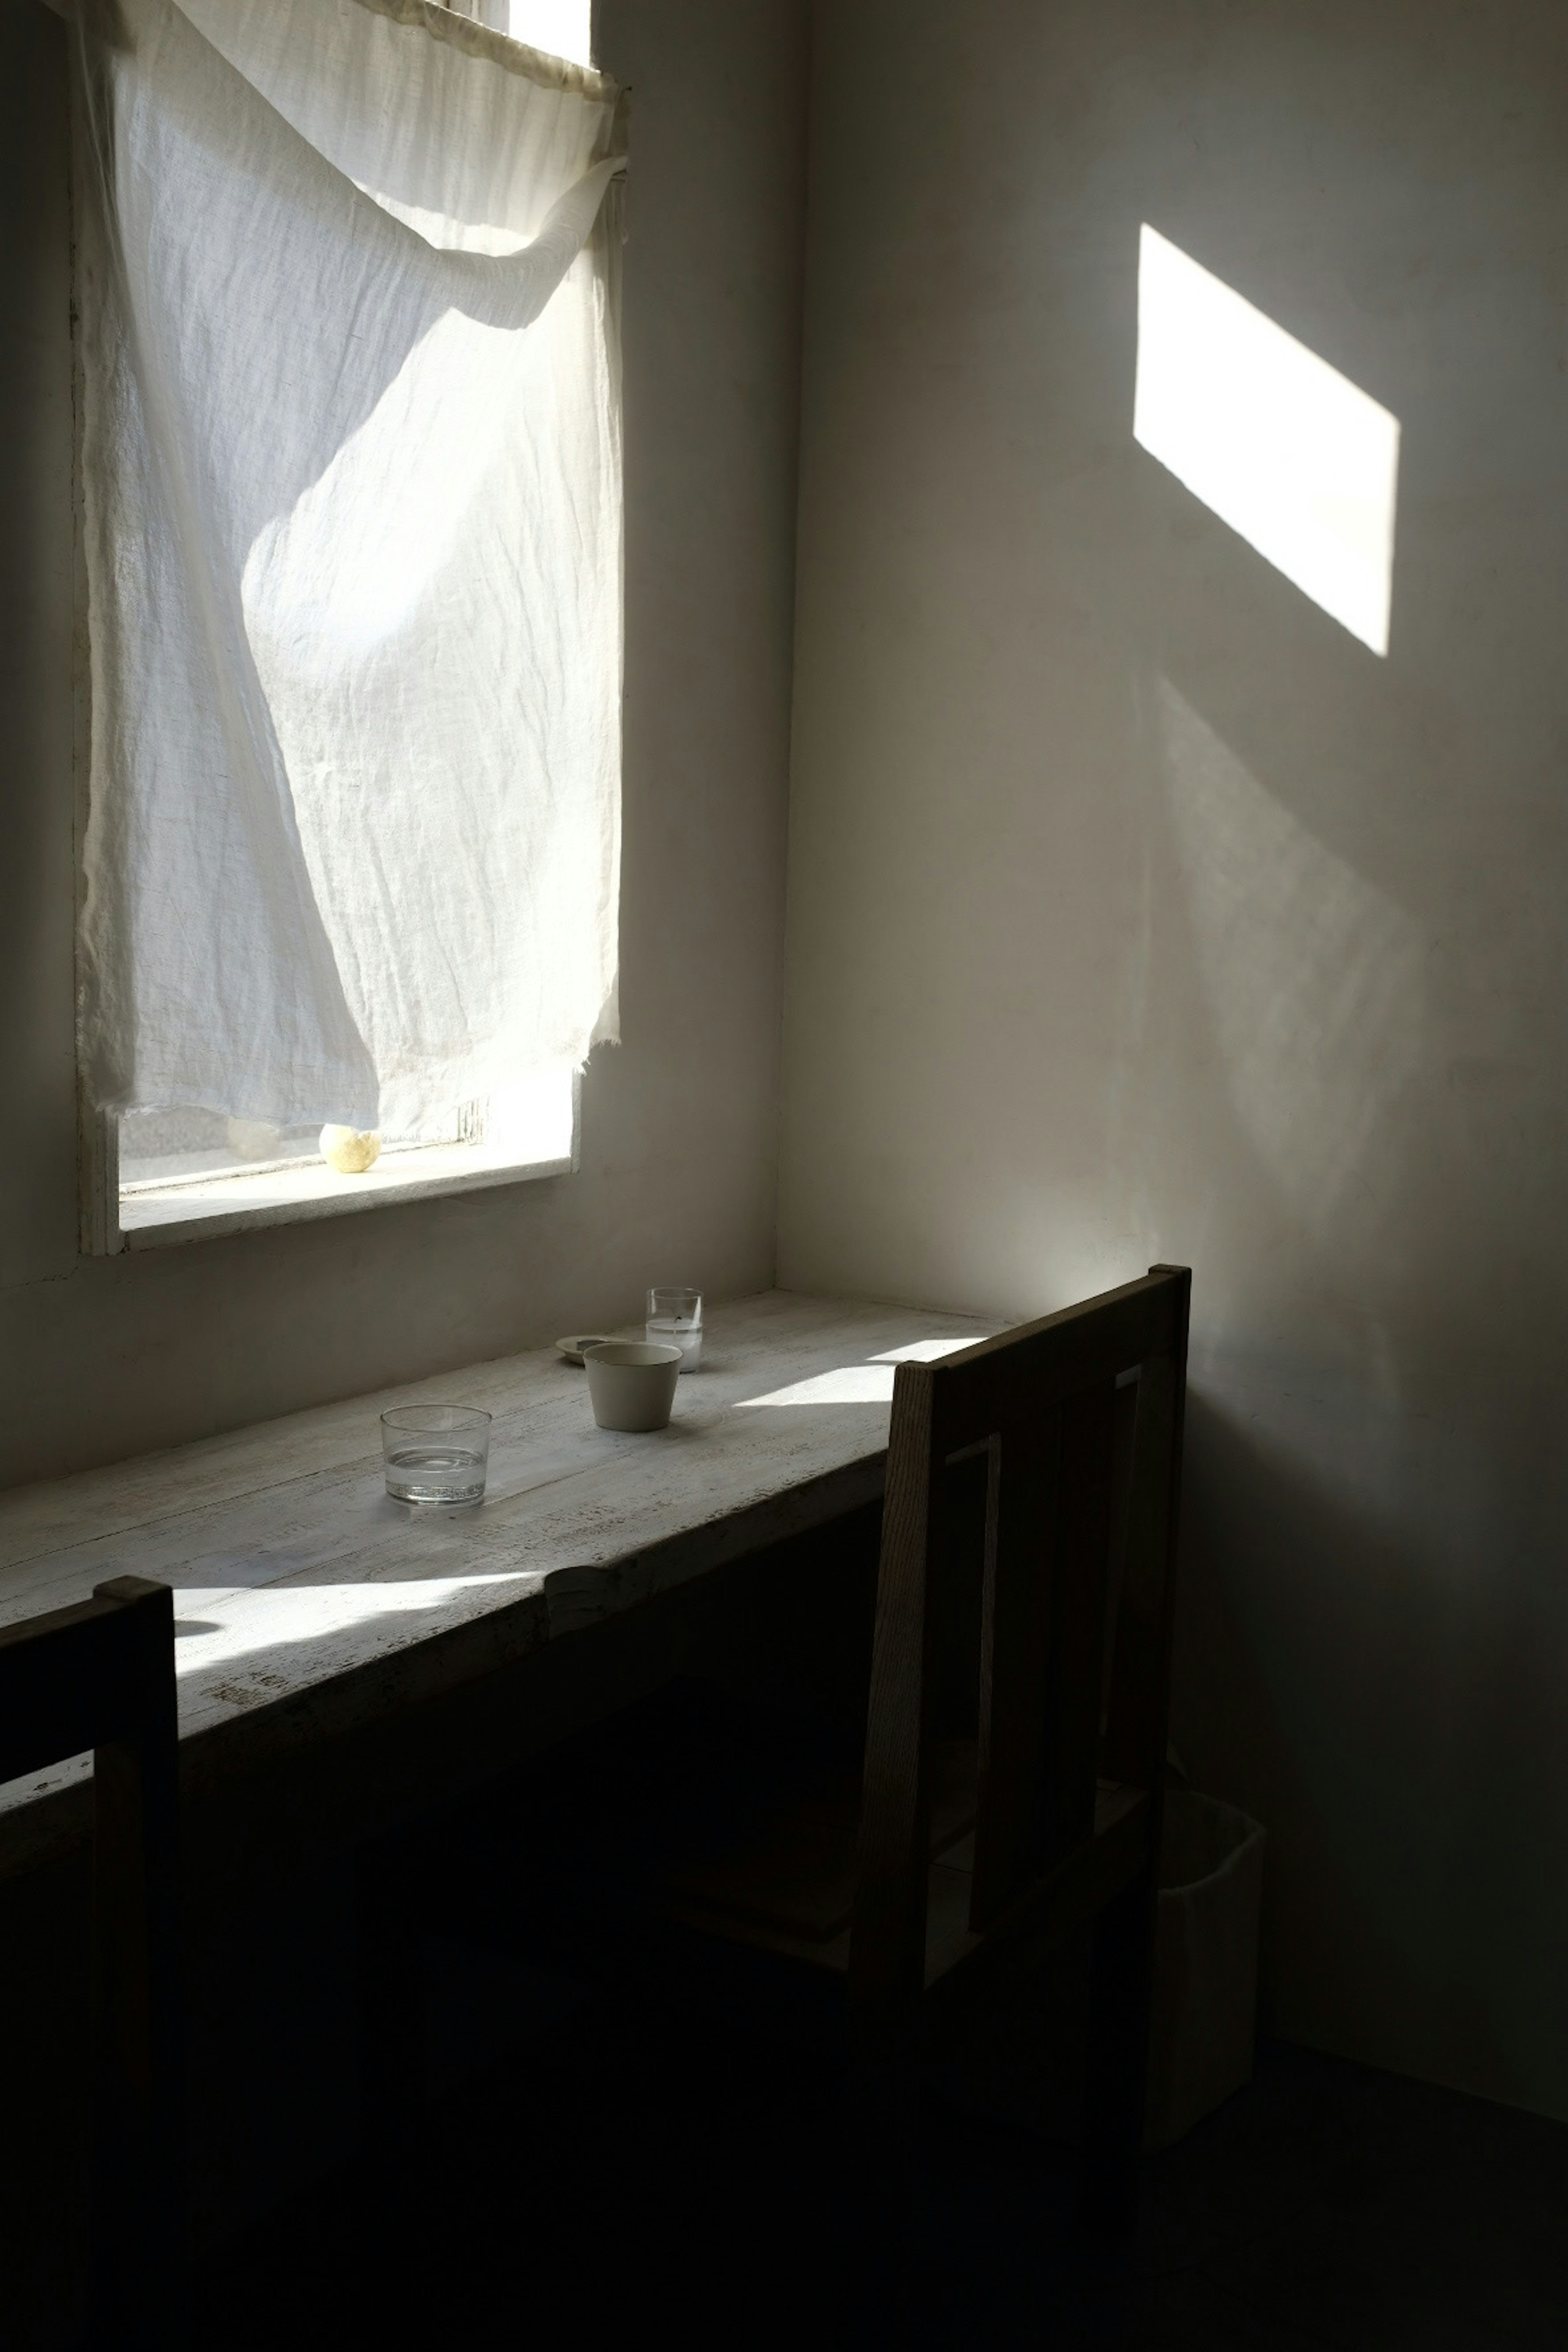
118 1105 468 1192
119 1107 322 1187
504 2 593 66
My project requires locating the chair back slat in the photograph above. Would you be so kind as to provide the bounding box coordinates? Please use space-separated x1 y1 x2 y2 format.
927 1271 1182 1452
1035 1377 1118 1873
970 1412 1055 1928
1101 1338 1187 1789
1098 1374 1142 1742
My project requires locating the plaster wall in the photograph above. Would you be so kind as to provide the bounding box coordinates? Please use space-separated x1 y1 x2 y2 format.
0 0 806 1487
782 0 1568 2116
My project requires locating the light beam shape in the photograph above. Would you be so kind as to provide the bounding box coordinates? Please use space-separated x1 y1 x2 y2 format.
735 1366 895 1408
1134 226 1400 655
1158 677 1422 1236
868 1339 985 1365
735 1334 991 1407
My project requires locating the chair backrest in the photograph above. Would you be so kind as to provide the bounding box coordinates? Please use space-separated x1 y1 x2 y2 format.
849 1267 1191 2037
0 1575 182 2350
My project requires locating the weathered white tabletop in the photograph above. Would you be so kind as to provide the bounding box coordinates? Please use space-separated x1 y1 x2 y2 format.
0 1291 997 1860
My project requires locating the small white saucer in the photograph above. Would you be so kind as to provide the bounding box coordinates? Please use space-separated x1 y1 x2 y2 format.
556 1334 614 1367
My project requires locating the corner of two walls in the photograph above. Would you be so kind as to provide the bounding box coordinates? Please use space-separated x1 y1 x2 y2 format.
778 0 1568 2121
0 0 811 1487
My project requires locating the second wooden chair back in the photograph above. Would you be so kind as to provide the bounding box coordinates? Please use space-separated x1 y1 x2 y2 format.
0 1575 183 2348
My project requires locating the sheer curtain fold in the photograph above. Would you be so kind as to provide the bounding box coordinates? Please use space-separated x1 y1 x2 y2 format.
74 0 626 1136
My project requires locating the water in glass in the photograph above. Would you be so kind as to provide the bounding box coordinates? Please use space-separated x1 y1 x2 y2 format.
646 1316 702 1371
647 1286 703 1372
384 1443 487 1507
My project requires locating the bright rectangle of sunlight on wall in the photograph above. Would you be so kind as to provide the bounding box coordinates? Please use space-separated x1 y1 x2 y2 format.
1134 226 1400 655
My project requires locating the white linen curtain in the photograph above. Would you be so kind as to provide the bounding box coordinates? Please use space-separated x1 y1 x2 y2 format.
73 0 626 1137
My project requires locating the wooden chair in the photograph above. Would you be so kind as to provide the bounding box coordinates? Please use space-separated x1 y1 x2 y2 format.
669 1265 1191 2236
0 1576 183 2350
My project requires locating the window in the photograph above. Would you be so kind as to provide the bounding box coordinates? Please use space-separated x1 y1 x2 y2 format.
74 0 624 1250
492 2 593 66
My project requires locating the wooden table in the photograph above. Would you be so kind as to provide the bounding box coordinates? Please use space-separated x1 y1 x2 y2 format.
0 1291 998 1872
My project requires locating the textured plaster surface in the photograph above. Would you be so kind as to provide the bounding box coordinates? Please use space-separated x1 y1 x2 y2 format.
781 0 1568 2117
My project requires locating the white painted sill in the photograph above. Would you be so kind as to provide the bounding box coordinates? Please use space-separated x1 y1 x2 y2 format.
95 1074 580 1253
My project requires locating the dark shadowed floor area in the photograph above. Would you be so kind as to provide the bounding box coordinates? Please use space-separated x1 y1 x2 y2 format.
189 1687 1568 2348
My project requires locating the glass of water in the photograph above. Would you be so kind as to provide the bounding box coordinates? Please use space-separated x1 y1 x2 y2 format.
646 1286 703 1372
381 1404 491 1507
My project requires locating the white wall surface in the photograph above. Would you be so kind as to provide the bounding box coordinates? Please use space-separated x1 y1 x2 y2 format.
0 0 806 1487
782 0 1568 2117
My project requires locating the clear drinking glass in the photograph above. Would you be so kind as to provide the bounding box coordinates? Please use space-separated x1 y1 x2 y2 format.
646 1286 703 1372
381 1404 491 1507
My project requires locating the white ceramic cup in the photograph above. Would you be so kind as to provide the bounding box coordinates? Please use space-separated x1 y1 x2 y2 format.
583 1340 683 1432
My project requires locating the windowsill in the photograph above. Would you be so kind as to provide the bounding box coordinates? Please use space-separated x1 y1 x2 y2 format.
115 1077 579 1248
119 1134 574 1247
